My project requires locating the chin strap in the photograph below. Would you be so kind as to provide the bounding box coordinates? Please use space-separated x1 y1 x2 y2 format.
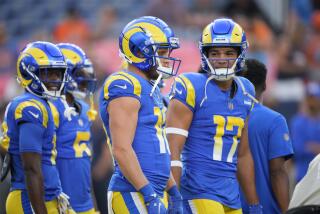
87 93 97 121
200 75 215 107
150 73 163 96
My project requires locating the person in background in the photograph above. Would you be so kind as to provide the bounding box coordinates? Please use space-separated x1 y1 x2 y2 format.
238 58 294 214
290 82 320 182
52 43 97 213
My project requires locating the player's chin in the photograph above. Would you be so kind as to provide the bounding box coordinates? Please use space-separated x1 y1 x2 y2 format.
46 84 61 91
145 68 159 80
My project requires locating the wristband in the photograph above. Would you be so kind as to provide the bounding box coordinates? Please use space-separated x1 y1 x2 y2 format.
171 160 182 168
166 127 188 137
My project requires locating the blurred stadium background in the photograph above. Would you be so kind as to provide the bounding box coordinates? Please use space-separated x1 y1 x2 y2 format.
0 0 319 213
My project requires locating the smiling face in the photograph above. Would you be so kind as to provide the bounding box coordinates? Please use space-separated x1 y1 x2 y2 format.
206 47 239 69
39 67 65 91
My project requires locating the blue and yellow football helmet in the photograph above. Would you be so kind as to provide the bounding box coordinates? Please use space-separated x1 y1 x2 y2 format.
16 41 68 98
199 18 248 81
57 43 97 99
119 16 181 79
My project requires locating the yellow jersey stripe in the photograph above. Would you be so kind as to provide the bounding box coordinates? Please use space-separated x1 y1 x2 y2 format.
178 75 196 108
50 134 57 165
112 192 130 214
103 74 133 100
48 101 59 128
14 100 48 128
31 99 49 128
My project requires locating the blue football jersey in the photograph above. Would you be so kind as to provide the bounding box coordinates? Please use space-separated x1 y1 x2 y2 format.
49 98 92 159
170 73 255 208
99 70 170 196
0 92 61 201
49 98 94 212
240 103 294 214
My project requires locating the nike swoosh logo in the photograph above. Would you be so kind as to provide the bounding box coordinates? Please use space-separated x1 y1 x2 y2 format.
114 84 127 89
175 88 183 95
28 111 39 119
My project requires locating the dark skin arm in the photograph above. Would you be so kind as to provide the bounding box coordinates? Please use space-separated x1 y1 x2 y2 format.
270 157 290 213
21 152 47 214
166 172 178 191
237 121 259 204
166 99 193 188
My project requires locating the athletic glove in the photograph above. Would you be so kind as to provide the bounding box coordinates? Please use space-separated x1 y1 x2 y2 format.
249 204 263 214
139 183 166 214
167 185 183 214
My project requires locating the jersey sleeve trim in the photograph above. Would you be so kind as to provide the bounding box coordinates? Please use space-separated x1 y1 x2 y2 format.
177 75 195 108
104 72 142 100
118 71 142 97
14 100 49 128
31 99 49 128
104 74 132 100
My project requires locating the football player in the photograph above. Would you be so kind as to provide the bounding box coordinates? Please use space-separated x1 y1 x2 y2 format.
0 41 69 214
99 16 182 213
166 18 263 214
238 59 294 213
50 43 97 214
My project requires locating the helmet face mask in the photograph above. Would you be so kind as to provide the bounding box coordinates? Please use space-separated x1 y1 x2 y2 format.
69 66 97 99
57 43 97 100
119 16 181 80
17 41 68 99
199 18 248 81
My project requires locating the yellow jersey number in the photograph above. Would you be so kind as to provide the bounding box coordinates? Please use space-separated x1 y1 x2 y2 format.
73 131 91 158
213 115 244 162
154 107 170 154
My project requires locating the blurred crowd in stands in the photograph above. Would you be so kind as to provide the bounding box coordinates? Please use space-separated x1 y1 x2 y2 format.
0 0 320 213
